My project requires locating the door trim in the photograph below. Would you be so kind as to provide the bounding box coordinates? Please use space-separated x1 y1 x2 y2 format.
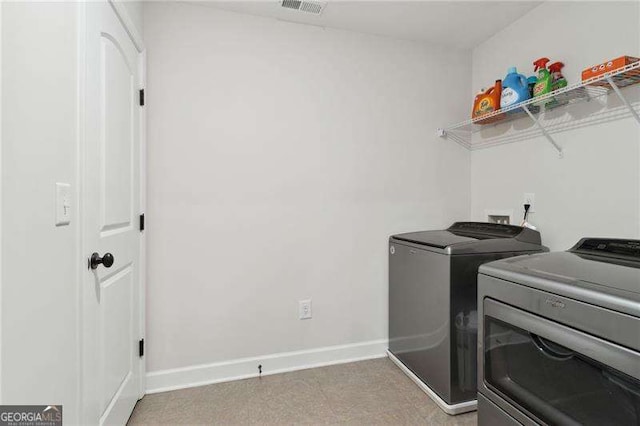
107 1 144 52
76 3 86 422
137 46 147 400
0 1 4 404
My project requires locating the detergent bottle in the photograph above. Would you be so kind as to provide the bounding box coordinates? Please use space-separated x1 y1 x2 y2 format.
500 67 530 111
533 58 552 101
472 80 502 123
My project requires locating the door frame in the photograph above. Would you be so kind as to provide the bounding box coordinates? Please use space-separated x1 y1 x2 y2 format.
77 1 146 422
0 1 4 404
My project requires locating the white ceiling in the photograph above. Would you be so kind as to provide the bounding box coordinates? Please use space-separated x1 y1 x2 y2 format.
194 1 542 50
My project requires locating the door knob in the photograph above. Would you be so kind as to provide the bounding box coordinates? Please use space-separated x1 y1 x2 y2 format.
89 252 114 270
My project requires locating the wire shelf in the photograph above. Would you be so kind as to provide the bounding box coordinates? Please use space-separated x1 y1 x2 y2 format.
439 60 640 156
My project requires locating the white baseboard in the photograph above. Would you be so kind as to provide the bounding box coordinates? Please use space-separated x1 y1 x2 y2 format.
146 339 388 394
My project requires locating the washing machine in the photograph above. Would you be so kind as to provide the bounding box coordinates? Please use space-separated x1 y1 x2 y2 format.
388 222 547 414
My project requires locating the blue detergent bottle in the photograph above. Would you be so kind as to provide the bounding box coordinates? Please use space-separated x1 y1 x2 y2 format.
500 67 530 111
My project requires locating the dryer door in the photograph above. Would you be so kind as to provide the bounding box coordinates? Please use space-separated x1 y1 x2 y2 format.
482 299 640 426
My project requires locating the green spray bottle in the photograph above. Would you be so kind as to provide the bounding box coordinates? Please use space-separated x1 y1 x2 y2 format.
532 58 552 99
546 61 568 108
550 62 567 91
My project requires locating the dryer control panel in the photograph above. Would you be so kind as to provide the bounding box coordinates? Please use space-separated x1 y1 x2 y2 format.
570 238 640 260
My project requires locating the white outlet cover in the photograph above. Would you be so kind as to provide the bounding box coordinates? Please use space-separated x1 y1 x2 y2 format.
299 299 312 320
523 193 535 213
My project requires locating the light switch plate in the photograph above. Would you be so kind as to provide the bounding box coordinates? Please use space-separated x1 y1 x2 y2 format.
55 182 71 226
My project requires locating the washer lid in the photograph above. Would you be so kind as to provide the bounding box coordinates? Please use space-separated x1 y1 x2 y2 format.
391 222 544 253
391 230 476 249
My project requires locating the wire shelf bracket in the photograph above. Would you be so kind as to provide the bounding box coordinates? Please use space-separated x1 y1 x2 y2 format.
606 75 640 126
522 105 563 158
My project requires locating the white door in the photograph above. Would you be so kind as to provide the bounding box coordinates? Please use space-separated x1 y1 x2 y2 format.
82 2 142 425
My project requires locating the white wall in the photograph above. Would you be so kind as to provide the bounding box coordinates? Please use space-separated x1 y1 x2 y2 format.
1 2 80 423
470 1 640 250
144 2 471 382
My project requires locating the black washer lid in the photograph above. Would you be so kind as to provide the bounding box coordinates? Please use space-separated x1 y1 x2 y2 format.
392 230 476 249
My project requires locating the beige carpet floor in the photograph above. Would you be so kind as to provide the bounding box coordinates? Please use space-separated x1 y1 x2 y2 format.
128 357 477 425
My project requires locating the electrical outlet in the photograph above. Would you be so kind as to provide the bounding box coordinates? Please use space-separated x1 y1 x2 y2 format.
299 299 312 320
523 193 535 213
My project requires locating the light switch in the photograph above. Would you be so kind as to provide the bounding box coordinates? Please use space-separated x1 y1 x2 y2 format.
55 182 71 226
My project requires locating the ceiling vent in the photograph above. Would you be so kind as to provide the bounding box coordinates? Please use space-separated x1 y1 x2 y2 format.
281 0 326 15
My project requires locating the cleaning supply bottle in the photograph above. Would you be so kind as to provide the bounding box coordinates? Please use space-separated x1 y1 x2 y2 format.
532 58 553 101
472 80 502 123
500 67 530 111
550 62 567 91
546 61 568 108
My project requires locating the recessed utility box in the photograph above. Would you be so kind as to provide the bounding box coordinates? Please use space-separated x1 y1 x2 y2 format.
485 209 514 225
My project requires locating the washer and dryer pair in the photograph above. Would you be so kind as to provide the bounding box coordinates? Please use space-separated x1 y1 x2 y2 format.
389 223 640 426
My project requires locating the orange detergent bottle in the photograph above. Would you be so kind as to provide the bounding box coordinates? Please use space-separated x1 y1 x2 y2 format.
472 80 503 124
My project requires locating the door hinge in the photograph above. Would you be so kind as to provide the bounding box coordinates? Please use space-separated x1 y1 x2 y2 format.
139 213 145 232
139 339 144 357
139 89 145 106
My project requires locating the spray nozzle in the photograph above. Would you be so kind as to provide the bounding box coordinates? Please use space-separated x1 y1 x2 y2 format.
533 57 550 72
549 61 565 73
